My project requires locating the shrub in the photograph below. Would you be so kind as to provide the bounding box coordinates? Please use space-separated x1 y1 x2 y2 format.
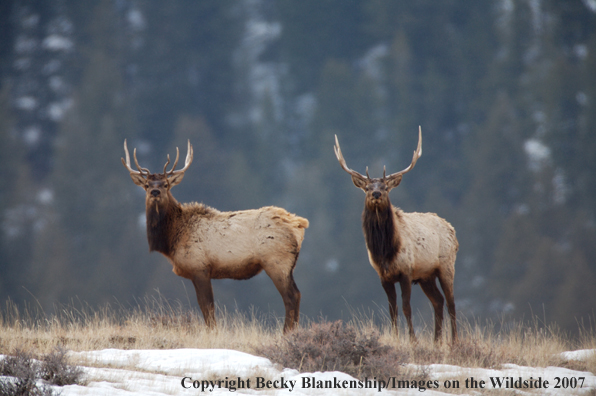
0 349 52 396
0 347 83 396
40 347 84 386
257 320 416 381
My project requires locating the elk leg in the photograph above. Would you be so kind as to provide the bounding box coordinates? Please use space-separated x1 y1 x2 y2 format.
399 276 416 342
438 273 458 343
191 275 216 329
419 278 445 343
381 280 398 333
266 269 301 333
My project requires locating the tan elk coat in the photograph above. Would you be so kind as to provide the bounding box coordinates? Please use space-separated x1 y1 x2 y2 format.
335 128 458 343
122 140 308 333
161 203 308 282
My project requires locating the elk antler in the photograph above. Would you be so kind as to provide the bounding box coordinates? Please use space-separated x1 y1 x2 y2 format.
167 140 193 177
384 126 422 183
163 147 179 176
334 135 369 184
122 139 149 177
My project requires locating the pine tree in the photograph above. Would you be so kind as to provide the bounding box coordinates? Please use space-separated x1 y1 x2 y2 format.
31 0 147 307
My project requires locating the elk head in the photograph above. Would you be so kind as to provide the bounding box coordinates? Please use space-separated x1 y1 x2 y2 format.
334 127 422 211
121 139 194 216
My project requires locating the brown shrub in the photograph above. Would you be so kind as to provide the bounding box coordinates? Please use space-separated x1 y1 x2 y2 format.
0 348 53 396
40 347 84 386
0 346 83 396
257 320 421 381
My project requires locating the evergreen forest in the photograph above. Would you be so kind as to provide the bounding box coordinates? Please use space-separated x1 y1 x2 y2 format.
1 0 596 332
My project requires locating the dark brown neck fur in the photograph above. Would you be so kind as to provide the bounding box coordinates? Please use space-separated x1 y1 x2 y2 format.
146 198 217 257
362 203 401 272
146 195 182 257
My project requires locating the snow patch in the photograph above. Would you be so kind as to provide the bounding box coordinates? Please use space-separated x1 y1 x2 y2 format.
15 96 38 111
42 34 74 52
524 138 551 172
560 349 596 362
582 0 596 13
35 348 594 395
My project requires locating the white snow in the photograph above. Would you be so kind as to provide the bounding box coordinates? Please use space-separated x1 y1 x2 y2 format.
583 0 596 13
524 138 551 172
42 34 74 52
15 96 38 111
2 348 594 395
561 349 596 362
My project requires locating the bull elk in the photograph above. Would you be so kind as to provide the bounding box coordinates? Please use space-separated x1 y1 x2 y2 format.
122 139 308 333
334 127 458 343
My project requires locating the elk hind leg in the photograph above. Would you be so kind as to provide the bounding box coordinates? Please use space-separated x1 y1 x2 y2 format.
419 277 445 343
438 271 458 343
192 275 216 329
266 268 301 333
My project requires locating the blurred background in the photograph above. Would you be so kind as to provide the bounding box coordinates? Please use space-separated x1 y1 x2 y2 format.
1 0 595 332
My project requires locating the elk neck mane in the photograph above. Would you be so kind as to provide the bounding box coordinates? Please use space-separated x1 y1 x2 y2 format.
146 196 179 256
146 198 217 256
362 203 401 271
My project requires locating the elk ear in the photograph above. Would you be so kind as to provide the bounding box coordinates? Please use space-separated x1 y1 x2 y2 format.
168 172 185 187
129 173 147 188
385 174 403 191
351 175 368 191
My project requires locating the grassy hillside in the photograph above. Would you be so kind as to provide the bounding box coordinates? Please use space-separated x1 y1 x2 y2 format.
1 297 594 380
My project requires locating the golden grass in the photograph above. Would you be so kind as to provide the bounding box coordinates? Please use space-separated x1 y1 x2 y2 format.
0 296 281 356
1 296 594 375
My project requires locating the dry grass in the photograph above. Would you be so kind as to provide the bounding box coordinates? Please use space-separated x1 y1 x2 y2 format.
1 297 594 376
350 311 594 371
0 296 281 356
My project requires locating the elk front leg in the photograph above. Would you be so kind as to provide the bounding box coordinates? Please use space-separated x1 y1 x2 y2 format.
399 276 416 342
381 280 398 334
191 274 216 328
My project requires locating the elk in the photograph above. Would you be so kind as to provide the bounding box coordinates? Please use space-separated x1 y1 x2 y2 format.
334 128 458 343
122 139 308 333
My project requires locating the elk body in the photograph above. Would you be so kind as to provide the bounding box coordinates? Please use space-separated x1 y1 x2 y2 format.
122 140 308 333
334 128 458 343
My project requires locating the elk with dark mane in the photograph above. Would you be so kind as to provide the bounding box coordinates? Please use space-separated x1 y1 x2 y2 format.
122 140 308 333
334 128 458 343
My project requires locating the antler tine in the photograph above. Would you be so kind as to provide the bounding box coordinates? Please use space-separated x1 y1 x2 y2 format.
121 139 149 175
162 147 180 175
386 126 422 180
163 154 171 175
334 135 368 181
171 147 180 173
170 140 193 175
121 140 136 173
133 148 150 174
